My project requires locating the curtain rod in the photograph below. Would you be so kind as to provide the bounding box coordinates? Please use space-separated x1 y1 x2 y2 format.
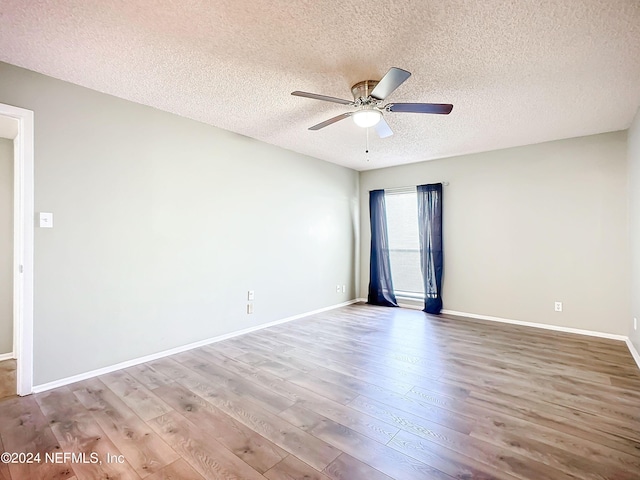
377 182 449 194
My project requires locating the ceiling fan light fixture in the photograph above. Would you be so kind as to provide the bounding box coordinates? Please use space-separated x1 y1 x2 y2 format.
352 109 382 128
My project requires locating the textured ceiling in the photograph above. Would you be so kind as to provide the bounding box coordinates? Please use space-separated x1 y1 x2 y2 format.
0 1 639 171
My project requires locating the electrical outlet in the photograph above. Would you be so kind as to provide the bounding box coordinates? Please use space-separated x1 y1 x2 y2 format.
336 285 341 293
554 302 562 312
248 290 255 301
247 303 253 314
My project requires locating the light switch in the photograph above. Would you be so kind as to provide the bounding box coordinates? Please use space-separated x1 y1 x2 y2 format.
39 212 53 228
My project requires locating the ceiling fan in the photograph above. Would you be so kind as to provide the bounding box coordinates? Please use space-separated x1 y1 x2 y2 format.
291 67 453 138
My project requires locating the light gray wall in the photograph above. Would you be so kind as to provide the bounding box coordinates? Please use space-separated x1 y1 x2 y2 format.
360 132 630 335
0 137 12 355
629 108 640 352
0 62 359 385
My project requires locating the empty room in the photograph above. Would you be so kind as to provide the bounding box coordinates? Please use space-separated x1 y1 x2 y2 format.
1 1 639 479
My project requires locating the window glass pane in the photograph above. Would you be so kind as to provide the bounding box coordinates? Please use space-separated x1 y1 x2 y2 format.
385 191 424 297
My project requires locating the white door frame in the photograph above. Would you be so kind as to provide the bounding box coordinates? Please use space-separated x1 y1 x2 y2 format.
0 103 34 396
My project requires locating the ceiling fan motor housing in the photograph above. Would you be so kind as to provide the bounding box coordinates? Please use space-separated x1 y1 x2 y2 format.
351 80 379 103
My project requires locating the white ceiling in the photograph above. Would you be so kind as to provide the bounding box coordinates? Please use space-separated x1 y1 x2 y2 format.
1 1 639 171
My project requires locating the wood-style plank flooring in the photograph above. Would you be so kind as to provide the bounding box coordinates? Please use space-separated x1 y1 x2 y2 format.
0 360 16 401
1 304 639 479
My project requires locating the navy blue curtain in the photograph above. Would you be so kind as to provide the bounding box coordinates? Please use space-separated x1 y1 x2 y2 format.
368 190 398 307
417 183 443 314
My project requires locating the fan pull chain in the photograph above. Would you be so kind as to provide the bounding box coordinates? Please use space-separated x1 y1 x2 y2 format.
365 127 370 159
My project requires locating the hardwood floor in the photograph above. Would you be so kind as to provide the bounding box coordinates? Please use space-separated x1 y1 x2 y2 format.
0 303 639 479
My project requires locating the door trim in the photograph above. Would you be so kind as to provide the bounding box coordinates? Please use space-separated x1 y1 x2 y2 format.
0 103 34 396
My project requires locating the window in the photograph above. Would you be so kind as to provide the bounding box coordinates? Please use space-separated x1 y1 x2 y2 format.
385 189 424 299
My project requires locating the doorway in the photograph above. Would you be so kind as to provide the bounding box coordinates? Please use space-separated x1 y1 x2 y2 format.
0 133 15 399
0 103 34 396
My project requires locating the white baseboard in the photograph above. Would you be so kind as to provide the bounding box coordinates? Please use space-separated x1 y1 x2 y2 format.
440 309 628 341
0 352 14 362
398 302 423 311
356 297 424 311
626 338 640 371
441 309 640 372
32 299 359 393
347 301 639 370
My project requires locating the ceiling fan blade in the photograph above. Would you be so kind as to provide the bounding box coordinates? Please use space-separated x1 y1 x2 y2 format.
374 117 393 138
387 103 453 114
309 112 353 130
292 91 354 105
370 67 411 100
